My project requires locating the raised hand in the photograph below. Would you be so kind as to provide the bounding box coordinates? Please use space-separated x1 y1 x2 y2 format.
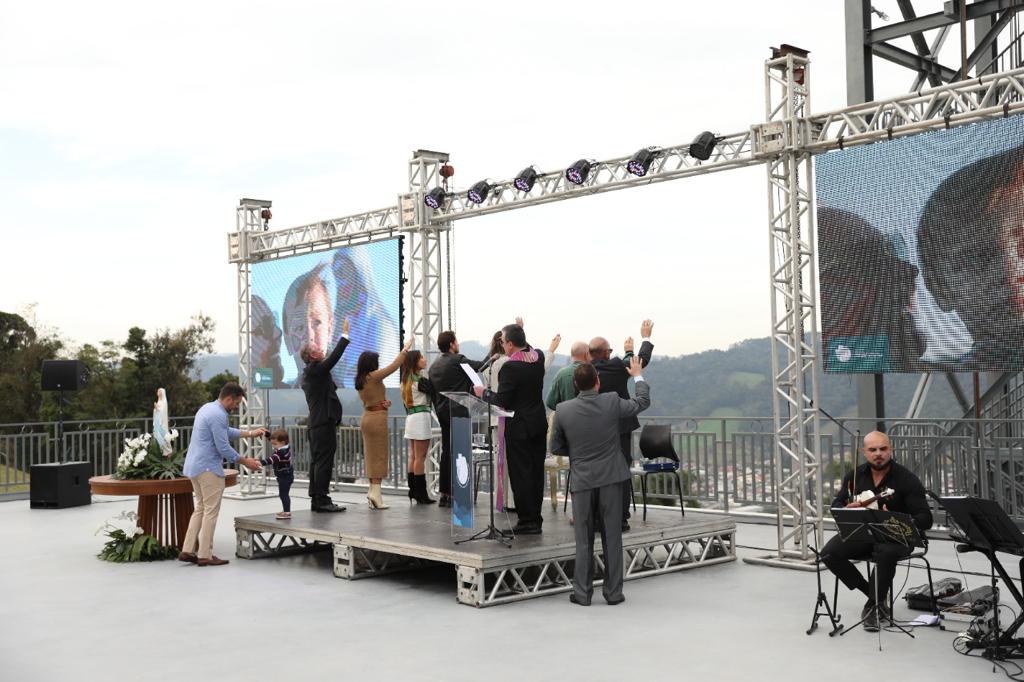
641 319 653 339
627 355 643 378
548 333 561 354
402 337 414 352
343 317 351 336
515 316 524 328
623 336 635 354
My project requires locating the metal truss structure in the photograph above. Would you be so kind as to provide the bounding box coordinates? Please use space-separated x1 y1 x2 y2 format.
456 530 735 608
743 53 824 568
236 526 322 559
230 41 1024 564
234 200 269 495
234 513 735 608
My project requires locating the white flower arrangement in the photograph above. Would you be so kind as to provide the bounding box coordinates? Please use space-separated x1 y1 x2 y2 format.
116 433 154 474
94 510 144 537
95 509 176 562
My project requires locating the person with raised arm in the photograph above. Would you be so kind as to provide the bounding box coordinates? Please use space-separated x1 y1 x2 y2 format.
355 337 414 509
590 319 654 531
549 358 651 605
300 316 350 512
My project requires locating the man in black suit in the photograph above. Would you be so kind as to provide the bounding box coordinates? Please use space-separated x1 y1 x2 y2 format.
474 323 547 534
300 317 350 512
591 319 653 530
428 330 485 508
550 359 651 605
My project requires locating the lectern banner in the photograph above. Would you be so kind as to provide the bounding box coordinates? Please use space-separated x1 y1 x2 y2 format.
450 417 474 529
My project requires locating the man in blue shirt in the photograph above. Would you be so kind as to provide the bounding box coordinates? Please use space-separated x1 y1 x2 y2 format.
180 382 266 566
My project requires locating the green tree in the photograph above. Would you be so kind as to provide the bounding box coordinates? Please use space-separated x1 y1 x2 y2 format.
204 371 239 402
67 315 217 420
0 313 63 424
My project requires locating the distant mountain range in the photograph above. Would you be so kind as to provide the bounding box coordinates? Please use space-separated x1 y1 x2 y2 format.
196 337 970 422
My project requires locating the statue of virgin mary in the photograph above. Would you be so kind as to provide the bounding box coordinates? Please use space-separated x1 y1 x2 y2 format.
152 388 178 456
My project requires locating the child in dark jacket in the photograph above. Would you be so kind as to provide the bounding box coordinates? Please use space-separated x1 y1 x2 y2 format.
261 429 294 519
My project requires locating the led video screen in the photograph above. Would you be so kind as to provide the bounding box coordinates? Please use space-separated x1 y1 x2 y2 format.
815 114 1024 373
251 238 403 388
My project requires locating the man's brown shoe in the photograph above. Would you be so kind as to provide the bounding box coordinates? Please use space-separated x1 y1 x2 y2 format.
177 552 198 564
197 556 229 567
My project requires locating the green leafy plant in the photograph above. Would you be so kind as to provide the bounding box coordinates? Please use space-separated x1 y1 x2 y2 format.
95 511 179 562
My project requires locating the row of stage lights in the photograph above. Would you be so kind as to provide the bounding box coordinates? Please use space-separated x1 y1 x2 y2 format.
424 131 719 209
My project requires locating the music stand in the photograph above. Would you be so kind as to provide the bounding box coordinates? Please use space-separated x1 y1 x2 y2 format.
940 496 1024 660
832 508 925 646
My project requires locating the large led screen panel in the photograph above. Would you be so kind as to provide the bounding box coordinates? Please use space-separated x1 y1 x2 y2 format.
250 238 403 388
815 114 1024 373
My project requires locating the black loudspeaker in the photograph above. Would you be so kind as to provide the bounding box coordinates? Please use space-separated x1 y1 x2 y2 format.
639 424 679 462
30 462 93 508
41 360 88 391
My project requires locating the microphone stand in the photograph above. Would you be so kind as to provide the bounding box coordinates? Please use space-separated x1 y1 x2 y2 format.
810 399 860 492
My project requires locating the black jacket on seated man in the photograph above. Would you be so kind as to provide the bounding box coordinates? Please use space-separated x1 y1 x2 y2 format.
821 460 933 610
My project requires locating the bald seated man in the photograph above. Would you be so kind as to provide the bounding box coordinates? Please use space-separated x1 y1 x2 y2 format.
545 341 591 411
820 431 933 632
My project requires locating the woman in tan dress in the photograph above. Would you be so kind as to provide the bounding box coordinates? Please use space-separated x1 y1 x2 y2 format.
355 338 413 509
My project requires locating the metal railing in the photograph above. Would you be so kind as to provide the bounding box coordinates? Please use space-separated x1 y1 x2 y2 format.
5 414 1024 521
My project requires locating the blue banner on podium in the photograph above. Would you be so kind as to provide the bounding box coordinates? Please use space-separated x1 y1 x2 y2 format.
450 416 474 528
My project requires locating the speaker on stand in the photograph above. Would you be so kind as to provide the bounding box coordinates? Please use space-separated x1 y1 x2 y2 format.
31 360 92 509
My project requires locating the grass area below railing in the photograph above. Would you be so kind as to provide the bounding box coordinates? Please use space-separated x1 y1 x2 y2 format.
1 464 29 493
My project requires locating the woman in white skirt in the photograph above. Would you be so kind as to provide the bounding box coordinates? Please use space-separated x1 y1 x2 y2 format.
401 350 435 504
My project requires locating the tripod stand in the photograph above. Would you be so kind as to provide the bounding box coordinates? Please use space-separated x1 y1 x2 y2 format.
806 544 844 636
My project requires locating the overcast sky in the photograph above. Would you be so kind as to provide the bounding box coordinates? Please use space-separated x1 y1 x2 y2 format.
0 2 968 356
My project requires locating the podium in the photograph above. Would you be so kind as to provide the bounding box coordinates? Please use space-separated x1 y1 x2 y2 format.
442 391 513 545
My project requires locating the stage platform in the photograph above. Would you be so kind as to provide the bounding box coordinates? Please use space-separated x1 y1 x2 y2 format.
235 501 736 607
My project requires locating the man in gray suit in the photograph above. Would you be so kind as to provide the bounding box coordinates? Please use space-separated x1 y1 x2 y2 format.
549 357 651 606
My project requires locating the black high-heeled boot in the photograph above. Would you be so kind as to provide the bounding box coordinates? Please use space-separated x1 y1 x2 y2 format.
412 474 436 504
407 472 415 501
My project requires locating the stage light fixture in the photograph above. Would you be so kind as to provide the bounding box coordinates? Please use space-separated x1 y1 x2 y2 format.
467 179 493 204
424 187 447 209
566 159 594 185
514 166 538 193
627 148 660 177
689 131 717 161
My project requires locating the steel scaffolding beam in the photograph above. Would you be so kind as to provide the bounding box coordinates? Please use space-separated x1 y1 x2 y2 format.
425 132 756 222
744 52 824 569
405 151 451 362
234 199 268 495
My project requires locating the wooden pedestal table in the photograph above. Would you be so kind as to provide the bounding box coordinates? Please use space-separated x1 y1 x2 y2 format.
89 471 239 549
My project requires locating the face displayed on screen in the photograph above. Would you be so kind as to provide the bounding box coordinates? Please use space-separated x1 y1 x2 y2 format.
993 174 1024 315
251 238 403 388
816 115 1024 373
304 280 332 356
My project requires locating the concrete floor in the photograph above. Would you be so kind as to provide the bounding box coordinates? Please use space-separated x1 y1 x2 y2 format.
0 493 1007 682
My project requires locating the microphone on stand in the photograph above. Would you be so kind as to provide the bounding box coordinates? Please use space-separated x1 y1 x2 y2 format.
477 353 500 374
